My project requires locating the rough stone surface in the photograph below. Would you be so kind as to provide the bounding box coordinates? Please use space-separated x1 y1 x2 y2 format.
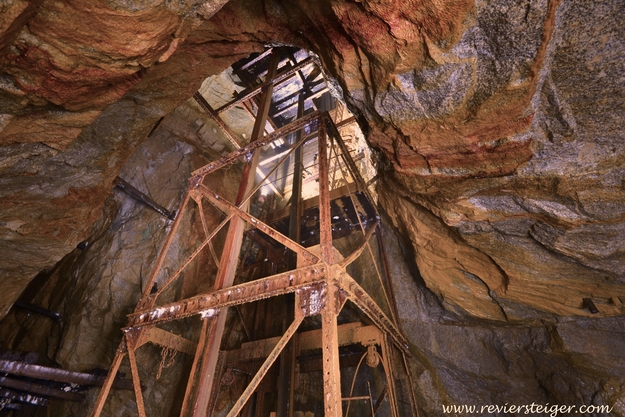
382 218 625 416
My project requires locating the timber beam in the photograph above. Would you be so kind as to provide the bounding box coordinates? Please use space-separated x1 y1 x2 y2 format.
225 323 383 363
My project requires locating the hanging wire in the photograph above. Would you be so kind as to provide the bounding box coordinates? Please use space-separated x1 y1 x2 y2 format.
345 347 383 417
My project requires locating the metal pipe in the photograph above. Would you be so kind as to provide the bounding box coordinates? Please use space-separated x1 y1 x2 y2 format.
114 177 175 220
13 301 61 321
0 360 132 390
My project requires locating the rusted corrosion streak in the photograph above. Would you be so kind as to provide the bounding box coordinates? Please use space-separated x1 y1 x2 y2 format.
193 92 242 149
190 111 320 179
126 264 327 328
0 360 132 389
196 185 319 265
338 218 380 268
226 299 304 417
216 57 316 114
338 274 410 352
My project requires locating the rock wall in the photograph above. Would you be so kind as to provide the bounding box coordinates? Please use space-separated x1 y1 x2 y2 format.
382 216 625 416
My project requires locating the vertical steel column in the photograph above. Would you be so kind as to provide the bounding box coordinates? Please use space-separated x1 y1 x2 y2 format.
318 117 333 264
278 92 306 417
321 271 342 417
319 118 342 415
180 51 281 417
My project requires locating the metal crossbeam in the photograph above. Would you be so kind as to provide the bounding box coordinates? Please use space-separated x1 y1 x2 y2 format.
127 264 327 327
215 57 315 114
195 184 319 265
190 110 320 179
339 273 410 352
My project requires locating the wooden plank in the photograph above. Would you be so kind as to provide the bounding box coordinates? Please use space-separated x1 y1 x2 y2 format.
140 327 197 356
224 323 382 363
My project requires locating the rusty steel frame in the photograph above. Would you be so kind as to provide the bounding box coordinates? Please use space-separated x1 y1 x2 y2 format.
193 91 242 149
215 57 316 114
190 110 320 179
331 141 398 326
195 184 319 266
225 293 304 417
184 51 281 417
91 50 413 416
127 265 327 327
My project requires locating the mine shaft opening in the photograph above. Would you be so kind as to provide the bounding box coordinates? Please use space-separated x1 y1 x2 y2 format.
130 46 411 417
112 46 416 417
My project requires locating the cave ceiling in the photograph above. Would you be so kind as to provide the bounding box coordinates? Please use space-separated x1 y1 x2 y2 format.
0 0 624 324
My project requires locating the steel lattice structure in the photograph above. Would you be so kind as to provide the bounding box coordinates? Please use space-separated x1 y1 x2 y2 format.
90 48 418 417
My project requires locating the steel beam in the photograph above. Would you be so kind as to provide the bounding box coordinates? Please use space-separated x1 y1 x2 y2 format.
90 347 126 417
225 323 382 363
226 300 304 417
127 264 327 327
321 275 342 417
238 48 273 71
190 111 320 179
196 185 319 266
338 274 410 352
114 177 175 220
318 117 333 264
215 57 315 114
127 336 147 417
339 218 380 268
137 326 197 356
271 85 328 119
324 116 378 215
193 92 242 149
